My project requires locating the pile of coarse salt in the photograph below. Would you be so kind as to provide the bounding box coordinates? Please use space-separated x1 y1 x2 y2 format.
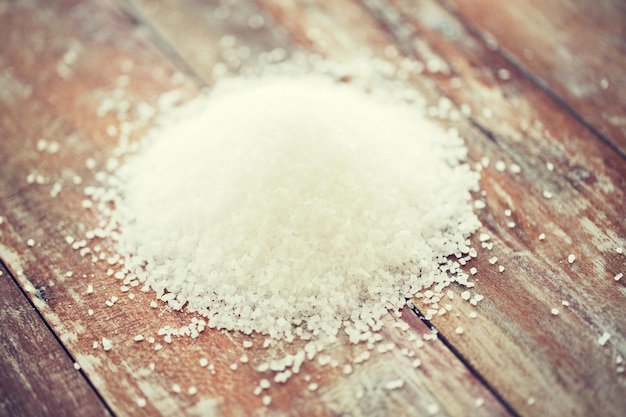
92 71 481 356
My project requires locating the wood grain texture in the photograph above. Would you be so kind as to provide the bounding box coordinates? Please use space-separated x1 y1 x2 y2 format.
128 0 626 416
0 263 111 417
1 0 625 416
441 0 626 157
0 0 512 416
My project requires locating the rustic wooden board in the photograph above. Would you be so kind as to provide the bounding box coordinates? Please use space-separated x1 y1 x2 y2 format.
0 263 111 417
125 0 626 417
0 0 515 416
441 0 626 157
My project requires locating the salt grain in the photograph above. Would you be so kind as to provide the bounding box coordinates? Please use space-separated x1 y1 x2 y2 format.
598 332 611 346
102 337 112 351
567 254 576 264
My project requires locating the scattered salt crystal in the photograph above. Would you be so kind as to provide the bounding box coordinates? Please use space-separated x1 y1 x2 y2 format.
461 291 471 300
136 398 147 408
527 397 535 406
510 164 521 174
384 378 404 390
27 239 35 247
102 337 112 351
86 284 93 294
262 395 272 406
551 308 559 316
172 384 181 394
427 403 439 415
615 273 623 281
199 358 209 367
150 300 158 308
243 341 253 348
617 247 624 254
561 300 569 307
538 233 546 241
489 256 498 264
412 358 422 368
475 397 484 407
188 386 197 395
546 162 554 171
308 382 319 391
498 265 505 273
543 190 553 199
134 334 144 342
495 161 506 172
455 326 464 335
497 69 511 81
598 332 611 346
567 254 576 264
73 362 81 370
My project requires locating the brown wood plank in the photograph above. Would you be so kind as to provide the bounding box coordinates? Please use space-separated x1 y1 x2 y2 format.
0 0 513 416
128 0 626 416
0 263 111 417
441 0 626 157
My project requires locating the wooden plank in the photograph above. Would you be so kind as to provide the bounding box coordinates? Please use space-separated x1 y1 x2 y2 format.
0 0 513 416
0 263 111 417
128 0 626 416
440 0 626 157
316 1 626 416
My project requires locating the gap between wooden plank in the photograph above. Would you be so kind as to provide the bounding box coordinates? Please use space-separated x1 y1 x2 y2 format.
0 259 116 417
409 303 522 417
434 0 626 161
117 0 208 89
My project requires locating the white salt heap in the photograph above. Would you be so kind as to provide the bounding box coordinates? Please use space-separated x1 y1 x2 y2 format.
101 73 480 348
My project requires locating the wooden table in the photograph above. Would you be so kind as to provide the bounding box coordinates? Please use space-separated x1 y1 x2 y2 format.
1 1 624 416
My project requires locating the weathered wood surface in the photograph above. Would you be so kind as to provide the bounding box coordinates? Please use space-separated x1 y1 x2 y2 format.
0 263 111 417
441 0 626 157
0 0 625 416
132 0 626 416
0 1 510 416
